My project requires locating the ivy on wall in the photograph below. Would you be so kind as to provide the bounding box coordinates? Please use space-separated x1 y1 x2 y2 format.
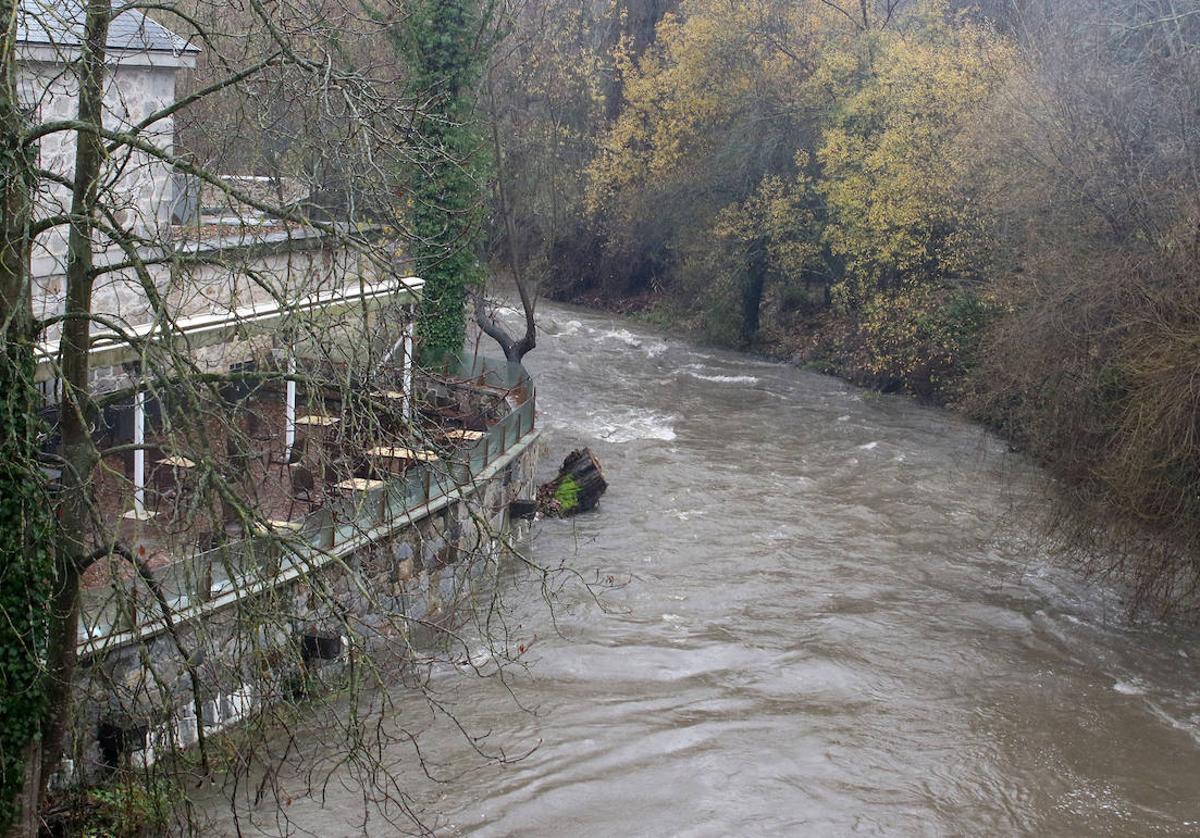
396 0 493 360
0 80 55 829
0 347 54 832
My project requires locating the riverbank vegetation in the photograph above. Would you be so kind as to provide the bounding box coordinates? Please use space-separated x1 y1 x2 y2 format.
489 0 1200 614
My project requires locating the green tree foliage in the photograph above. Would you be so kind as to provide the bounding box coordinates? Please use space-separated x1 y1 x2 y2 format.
396 0 492 359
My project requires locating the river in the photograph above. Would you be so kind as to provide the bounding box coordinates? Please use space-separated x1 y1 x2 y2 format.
205 302 1200 836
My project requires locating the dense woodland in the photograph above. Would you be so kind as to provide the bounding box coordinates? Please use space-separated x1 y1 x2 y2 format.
486 0 1200 614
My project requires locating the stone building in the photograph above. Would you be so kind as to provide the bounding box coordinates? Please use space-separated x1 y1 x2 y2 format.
13 1 542 786
17 0 198 329
16 0 411 361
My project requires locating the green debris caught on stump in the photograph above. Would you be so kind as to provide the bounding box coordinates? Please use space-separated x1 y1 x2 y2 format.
538 449 607 517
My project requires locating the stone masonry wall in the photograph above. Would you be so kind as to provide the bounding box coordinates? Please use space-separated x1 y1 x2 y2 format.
22 58 179 330
61 437 540 782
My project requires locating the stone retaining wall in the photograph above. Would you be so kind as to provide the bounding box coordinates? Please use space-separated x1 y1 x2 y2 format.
61 433 540 782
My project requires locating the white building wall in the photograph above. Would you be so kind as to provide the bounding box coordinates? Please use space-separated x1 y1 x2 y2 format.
18 44 409 389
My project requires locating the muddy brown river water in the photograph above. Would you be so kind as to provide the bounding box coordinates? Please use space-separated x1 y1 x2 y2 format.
203 302 1200 836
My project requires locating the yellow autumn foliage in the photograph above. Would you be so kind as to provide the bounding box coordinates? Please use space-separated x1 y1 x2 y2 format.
713 154 822 281
539 0 1200 603
585 0 843 226
588 0 1012 294
819 8 1016 308
587 0 1016 386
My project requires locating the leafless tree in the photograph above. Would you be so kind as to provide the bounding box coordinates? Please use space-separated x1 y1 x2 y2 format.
0 1 574 833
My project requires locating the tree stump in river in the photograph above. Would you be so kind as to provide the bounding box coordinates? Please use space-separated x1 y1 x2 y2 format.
537 448 607 516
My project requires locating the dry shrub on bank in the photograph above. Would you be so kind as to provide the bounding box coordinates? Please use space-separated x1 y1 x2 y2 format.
971 248 1200 614
957 0 1200 615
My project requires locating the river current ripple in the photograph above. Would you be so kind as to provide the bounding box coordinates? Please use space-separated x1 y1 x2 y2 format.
207 303 1200 836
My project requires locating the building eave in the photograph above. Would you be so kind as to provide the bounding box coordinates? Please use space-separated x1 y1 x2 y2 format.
16 42 198 69
34 276 425 382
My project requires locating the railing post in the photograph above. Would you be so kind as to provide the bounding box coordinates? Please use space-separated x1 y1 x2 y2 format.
284 352 296 460
402 316 415 422
132 384 146 517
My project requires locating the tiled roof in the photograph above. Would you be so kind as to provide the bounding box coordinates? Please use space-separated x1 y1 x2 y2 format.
17 0 198 54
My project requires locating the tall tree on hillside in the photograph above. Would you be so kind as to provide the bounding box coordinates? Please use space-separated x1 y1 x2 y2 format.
586 0 845 342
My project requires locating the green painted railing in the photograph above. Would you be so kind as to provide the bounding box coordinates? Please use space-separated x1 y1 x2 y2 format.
78 355 535 643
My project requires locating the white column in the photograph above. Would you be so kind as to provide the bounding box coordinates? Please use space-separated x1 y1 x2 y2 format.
378 334 406 368
285 353 297 459
133 386 146 516
402 315 415 422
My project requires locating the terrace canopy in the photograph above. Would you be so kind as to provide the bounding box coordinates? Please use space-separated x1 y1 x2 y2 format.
35 276 425 518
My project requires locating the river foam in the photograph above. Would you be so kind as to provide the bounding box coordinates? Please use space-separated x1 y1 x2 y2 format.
597 327 645 348
680 362 760 385
685 371 760 385
549 406 677 443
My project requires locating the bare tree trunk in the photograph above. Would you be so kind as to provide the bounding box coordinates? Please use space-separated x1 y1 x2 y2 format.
475 68 537 363
741 237 768 345
0 63 33 346
38 0 113 804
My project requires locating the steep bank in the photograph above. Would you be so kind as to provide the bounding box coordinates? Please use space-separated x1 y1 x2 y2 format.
495 0 1200 617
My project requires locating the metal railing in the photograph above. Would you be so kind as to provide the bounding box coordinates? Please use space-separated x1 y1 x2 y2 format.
78 355 536 644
